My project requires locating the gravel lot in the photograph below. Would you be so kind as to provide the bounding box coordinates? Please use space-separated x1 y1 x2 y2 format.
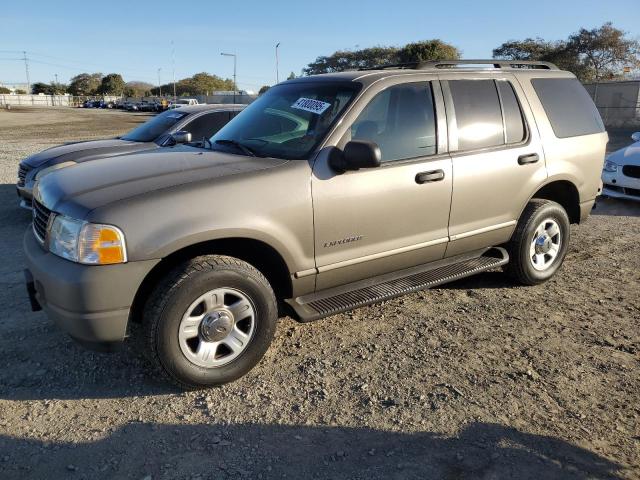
0 107 638 480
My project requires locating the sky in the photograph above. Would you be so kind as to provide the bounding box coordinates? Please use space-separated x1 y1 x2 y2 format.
1 0 639 92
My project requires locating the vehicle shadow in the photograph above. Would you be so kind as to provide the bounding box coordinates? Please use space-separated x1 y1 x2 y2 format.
0 421 623 479
437 270 517 290
593 196 640 217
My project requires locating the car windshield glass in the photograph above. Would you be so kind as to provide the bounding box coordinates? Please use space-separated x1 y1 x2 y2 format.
121 110 189 142
210 82 361 160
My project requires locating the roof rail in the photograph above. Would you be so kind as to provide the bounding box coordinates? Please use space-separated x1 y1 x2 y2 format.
358 59 559 72
417 59 559 70
358 62 420 71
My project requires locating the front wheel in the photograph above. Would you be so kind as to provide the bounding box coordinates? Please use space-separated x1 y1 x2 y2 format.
143 255 278 389
505 199 570 285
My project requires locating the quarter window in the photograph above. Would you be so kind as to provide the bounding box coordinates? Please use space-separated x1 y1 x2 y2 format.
532 78 605 138
349 82 437 162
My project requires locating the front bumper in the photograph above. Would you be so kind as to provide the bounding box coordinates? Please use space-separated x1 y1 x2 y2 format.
601 170 640 202
16 184 33 209
23 229 159 347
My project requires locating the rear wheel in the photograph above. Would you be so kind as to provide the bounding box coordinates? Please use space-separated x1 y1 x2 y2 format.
143 255 278 389
505 199 570 285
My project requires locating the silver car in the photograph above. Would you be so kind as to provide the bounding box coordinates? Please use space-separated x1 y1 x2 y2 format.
17 104 244 208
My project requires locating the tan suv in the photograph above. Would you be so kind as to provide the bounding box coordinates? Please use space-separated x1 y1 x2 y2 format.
24 60 607 388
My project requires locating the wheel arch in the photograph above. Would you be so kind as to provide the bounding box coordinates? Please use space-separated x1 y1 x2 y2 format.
129 237 293 325
526 179 581 224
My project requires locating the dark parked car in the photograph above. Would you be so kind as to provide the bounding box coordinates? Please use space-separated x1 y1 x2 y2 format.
16 104 244 208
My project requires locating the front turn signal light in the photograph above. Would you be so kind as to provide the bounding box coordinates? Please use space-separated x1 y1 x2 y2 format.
78 224 127 265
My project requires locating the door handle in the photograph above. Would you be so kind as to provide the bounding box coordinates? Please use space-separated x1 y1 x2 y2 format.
518 153 539 165
415 170 445 184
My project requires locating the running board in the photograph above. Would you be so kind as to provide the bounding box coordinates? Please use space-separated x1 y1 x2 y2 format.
287 247 509 322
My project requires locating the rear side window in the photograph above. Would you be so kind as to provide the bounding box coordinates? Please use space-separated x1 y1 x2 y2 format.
532 78 605 138
449 80 505 150
349 82 437 162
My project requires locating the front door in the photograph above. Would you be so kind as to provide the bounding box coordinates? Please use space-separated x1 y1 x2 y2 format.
312 80 452 290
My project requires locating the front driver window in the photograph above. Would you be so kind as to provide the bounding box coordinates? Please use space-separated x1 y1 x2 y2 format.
348 82 437 162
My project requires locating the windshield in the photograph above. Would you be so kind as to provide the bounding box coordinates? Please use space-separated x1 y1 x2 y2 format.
121 110 188 142
210 82 361 160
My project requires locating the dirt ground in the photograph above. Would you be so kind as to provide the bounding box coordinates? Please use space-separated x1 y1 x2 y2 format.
0 107 638 480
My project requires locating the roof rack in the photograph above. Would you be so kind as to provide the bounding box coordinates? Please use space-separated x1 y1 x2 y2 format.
418 59 559 70
358 59 559 72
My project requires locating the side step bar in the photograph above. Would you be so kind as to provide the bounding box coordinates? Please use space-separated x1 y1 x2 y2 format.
287 247 509 322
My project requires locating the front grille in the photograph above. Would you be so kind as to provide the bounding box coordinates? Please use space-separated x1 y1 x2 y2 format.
17 164 30 187
622 165 640 179
32 200 52 243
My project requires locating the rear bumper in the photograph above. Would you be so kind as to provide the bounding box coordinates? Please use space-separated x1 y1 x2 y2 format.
579 199 596 222
23 229 159 347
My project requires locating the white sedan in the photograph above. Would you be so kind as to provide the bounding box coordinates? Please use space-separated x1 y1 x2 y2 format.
602 132 640 201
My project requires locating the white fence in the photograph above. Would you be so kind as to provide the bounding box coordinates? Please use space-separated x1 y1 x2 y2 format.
0 94 120 107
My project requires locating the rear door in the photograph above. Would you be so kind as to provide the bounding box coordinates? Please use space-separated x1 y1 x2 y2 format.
437 73 547 257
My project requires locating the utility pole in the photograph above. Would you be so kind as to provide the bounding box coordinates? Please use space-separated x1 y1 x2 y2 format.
275 43 280 84
23 51 30 94
54 73 58 84
171 41 177 104
157 68 162 97
221 52 237 103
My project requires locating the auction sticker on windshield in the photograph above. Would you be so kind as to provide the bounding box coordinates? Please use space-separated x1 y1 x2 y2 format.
291 98 332 115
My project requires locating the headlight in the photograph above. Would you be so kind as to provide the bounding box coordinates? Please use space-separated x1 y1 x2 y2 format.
603 160 618 173
35 161 77 180
48 215 127 264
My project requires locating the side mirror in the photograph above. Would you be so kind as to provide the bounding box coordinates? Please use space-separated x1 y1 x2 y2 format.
330 140 382 172
171 131 192 145
631 132 640 142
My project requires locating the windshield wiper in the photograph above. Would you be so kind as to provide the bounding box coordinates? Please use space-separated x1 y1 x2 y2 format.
214 139 257 157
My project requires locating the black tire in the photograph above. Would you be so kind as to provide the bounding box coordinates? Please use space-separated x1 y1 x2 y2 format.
505 199 570 286
142 255 278 389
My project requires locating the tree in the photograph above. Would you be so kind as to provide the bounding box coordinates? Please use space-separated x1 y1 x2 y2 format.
98 73 126 95
68 73 102 96
14 89 26 94
492 38 587 78
124 81 154 98
396 39 460 63
287 72 296 80
303 40 460 75
303 46 398 75
493 23 640 82
150 73 235 96
0 86 10 94
258 85 270 95
31 82 52 94
566 22 640 81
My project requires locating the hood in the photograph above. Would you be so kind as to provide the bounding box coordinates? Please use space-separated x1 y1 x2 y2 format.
607 141 640 167
23 138 153 168
35 146 288 217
